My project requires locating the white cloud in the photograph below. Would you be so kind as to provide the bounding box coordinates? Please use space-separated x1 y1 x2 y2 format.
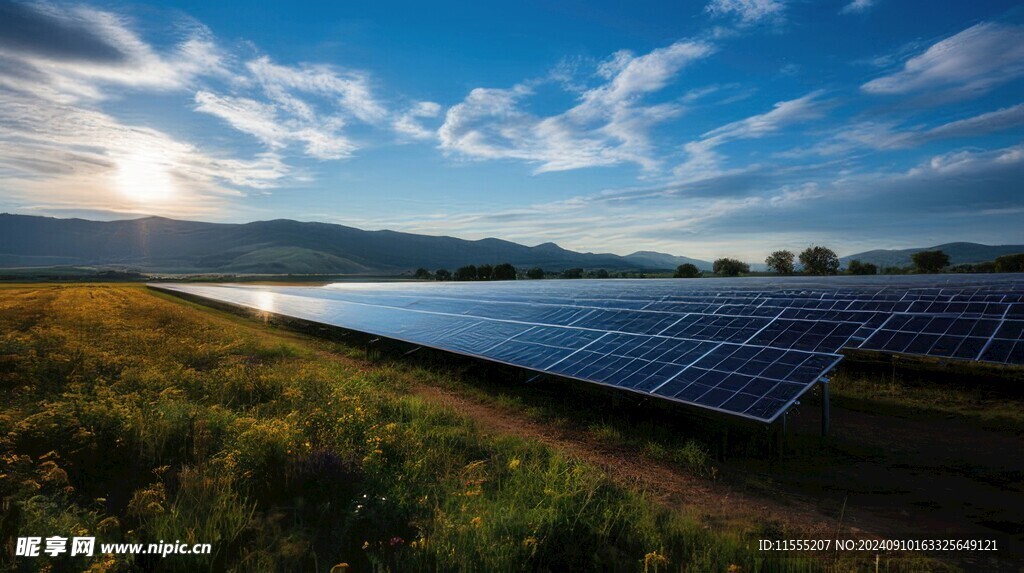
191 55 397 160
194 91 288 148
246 56 387 124
841 0 875 14
0 3 228 103
393 101 442 140
795 103 1024 155
702 91 825 143
194 90 355 159
704 0 786 25
675 91 826 180
924 103 1024 140
862 23 1024 98
438 39 715 173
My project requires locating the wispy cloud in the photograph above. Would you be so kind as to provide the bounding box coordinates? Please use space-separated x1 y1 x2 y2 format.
0 2 227 103
438 39 715 173
704 0 786 25
840 0 875 15
194 90 355 159
193 55 395 160
245 56 387 124
393 101 443 141
675 91 827 181
862 23 1024 99
794 103 1024 156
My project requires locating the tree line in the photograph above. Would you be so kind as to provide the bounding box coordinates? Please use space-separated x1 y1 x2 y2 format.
413 249 1024 281
676 247 1024 278
415 265 650 281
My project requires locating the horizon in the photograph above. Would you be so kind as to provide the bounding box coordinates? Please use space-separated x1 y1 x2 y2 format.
0 0 1022 260
4 211 1022 263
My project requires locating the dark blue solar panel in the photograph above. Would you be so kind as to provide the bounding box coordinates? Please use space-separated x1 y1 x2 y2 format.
152 273 1024 424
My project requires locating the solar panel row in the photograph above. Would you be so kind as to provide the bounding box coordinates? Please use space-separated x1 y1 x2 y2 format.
152 274 1024 424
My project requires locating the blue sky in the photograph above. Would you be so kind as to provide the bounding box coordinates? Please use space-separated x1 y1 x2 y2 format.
0 0 1022 260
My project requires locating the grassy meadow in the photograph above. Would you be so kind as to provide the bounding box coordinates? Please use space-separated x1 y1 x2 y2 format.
0 284 949 572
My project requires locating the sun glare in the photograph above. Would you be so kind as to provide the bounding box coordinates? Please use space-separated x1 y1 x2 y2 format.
114 151 177 204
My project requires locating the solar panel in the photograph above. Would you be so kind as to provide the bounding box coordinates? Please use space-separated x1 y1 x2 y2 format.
152 274 1024 424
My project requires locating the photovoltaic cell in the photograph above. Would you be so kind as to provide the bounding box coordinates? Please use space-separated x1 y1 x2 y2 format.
152 273 1024 424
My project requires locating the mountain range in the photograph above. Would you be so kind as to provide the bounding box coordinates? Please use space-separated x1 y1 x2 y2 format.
0 214 713 274
839 242 1024 268
2 215 1020 275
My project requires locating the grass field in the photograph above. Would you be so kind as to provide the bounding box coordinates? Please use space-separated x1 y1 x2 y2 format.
0 284 981 571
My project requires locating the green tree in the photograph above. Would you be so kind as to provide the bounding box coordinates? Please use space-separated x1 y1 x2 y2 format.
712 258 749 277
492 263 517 280
674 263 700 278
764 250 795 275
434 268 451 281
526 267 545 280
847 260 877 275
562 268 584 279
476 264 494 281
413 268 431 280
592 268 610 279
454 265 477 281
911 250 949 273
994 253 1024 273
798 245 840 275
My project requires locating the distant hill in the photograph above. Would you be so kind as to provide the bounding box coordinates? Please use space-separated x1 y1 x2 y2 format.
0 214 708 275
841 242 1024 268
623 251 713 271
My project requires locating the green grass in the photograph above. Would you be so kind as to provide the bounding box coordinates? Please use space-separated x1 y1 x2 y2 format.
0 285 947 572
829 367 1024 434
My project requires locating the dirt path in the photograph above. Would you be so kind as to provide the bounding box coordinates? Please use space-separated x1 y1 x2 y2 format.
408 380 867 541
406 379 1024 571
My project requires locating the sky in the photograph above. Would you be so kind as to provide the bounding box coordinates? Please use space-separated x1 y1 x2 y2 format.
0 0 1022 261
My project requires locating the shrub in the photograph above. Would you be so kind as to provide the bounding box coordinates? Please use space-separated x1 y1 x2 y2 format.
994 253 1024 273
911 250 949 273
798 245 839 275
764 250 794 275
492 263 517 280
847 259 877 275
454 265 477 281
476 264 494 281
712 258 749 277
526 267 544 279
674 263 700 278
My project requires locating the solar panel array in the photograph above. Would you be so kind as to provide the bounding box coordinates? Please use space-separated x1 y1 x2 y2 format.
153 274 1024 424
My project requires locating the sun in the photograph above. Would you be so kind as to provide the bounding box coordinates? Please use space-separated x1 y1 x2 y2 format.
114 151 177 204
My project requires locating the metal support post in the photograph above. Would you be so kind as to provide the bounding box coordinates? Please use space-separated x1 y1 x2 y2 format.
820 376 831 437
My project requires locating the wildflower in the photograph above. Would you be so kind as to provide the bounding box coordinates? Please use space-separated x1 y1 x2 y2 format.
643 550 670 571
389 536 404 547
507 458 521 470
470 516 482 527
